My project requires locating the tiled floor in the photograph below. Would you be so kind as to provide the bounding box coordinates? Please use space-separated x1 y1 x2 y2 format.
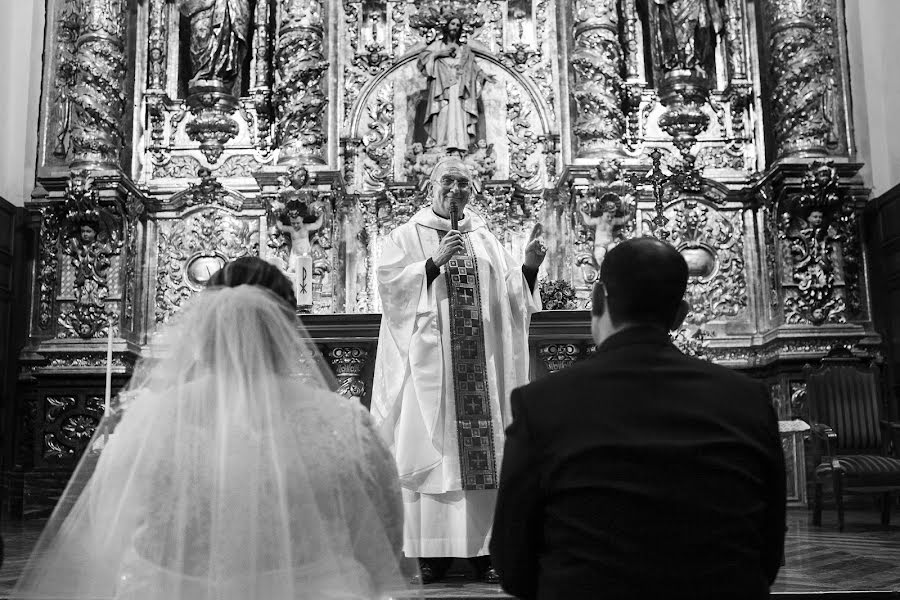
1 508 899 598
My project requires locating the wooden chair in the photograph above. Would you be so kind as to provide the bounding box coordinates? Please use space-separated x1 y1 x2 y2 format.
805 346 900 531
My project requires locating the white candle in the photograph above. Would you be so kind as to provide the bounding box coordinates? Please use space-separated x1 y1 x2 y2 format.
104 316 113 416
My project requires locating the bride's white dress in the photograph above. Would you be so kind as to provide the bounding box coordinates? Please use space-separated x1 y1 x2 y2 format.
109 385 403 600
12 286 410 600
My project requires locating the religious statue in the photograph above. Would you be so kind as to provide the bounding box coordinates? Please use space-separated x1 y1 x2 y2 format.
782 205 843 324
579 193 634 269
417 15 494 152
653 0 724 78
178 0 252 91
276 201 324 258
65 220 114 308
274 200 324 307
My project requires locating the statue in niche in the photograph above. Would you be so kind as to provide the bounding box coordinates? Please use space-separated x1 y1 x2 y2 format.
276 200 324 258
177 0 252 91
465 139 497 180
579 192 635 270
417 14 494 152
781 206 843 324
402 142 436 187
66 219 115 308
653 0 724 78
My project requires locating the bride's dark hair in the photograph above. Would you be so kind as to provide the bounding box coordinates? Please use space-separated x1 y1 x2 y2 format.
207 256 297 309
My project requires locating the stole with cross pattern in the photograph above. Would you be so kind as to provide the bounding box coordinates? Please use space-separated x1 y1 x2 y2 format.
442 232 498 490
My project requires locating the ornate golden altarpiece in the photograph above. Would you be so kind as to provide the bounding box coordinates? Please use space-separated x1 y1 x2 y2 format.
8 0 880 516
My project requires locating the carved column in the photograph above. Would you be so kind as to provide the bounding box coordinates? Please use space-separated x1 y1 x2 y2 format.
326 346 369 402
571 0 625 159
70 0 128 169
275 0 328 165
762 0 839 158
146 0 168 155
252 0 275 151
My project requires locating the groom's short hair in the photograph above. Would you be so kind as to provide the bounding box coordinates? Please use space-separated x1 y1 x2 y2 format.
592 237 688 330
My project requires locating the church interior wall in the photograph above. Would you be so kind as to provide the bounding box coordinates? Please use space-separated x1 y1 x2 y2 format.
845 0 900 197
0 0 45 207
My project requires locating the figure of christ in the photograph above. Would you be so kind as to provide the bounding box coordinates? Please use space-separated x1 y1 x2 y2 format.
275 206 324 306
580 194 633 268
417 16 493 151
276 207 324 258
371 156 546 585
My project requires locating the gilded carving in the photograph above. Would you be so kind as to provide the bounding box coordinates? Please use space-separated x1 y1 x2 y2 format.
667 201 747 325
362 84 395 190
58 171 125 339
538 343 582 373
506 84 539 185
70 0 128 168
779 162 860 325
275 0 328 164
38 206 63 330
50 0 81 161
147 0 168 90
571 0 625 158
763 0 840 157
155 209 259 323
723 0 747 80
326 346 370 402
42 394 104 461
123 194 144 330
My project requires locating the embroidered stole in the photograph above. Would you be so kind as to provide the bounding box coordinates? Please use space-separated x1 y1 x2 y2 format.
443 233 498 490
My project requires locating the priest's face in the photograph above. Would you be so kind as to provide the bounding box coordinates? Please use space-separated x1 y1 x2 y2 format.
432 167 472 219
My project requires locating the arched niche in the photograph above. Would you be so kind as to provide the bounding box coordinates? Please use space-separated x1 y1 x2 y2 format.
344 45 558 189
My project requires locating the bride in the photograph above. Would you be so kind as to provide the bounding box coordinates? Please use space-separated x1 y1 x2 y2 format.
13 258 412 599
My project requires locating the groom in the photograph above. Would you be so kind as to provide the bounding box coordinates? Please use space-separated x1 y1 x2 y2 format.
371 155 544 583
491 237 786 599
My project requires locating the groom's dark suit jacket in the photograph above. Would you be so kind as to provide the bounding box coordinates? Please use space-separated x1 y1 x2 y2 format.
491 326 786 600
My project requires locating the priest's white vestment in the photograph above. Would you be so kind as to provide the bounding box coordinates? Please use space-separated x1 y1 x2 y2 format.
371 206 540 557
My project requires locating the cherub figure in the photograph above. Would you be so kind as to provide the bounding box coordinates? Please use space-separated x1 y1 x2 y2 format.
465 139 496 180
580 192 634 267
403 142 429 184
275 202 324 257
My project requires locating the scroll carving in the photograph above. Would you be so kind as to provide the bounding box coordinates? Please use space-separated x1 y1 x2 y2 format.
326 346 370 402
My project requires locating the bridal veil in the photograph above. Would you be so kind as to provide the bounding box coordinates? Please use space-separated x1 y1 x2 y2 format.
12 285 413 599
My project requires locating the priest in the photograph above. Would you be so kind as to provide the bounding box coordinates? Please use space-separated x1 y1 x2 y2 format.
371 155 544 584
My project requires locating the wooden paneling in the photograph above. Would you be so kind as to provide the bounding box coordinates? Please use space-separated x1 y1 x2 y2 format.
0 197 26 518
865 183 900 420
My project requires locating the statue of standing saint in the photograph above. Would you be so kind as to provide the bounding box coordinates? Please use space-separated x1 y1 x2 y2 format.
178 0 252 92
653 0 724 78
417 16 493 152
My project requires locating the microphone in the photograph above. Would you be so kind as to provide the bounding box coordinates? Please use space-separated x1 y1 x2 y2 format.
449 201 459 231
